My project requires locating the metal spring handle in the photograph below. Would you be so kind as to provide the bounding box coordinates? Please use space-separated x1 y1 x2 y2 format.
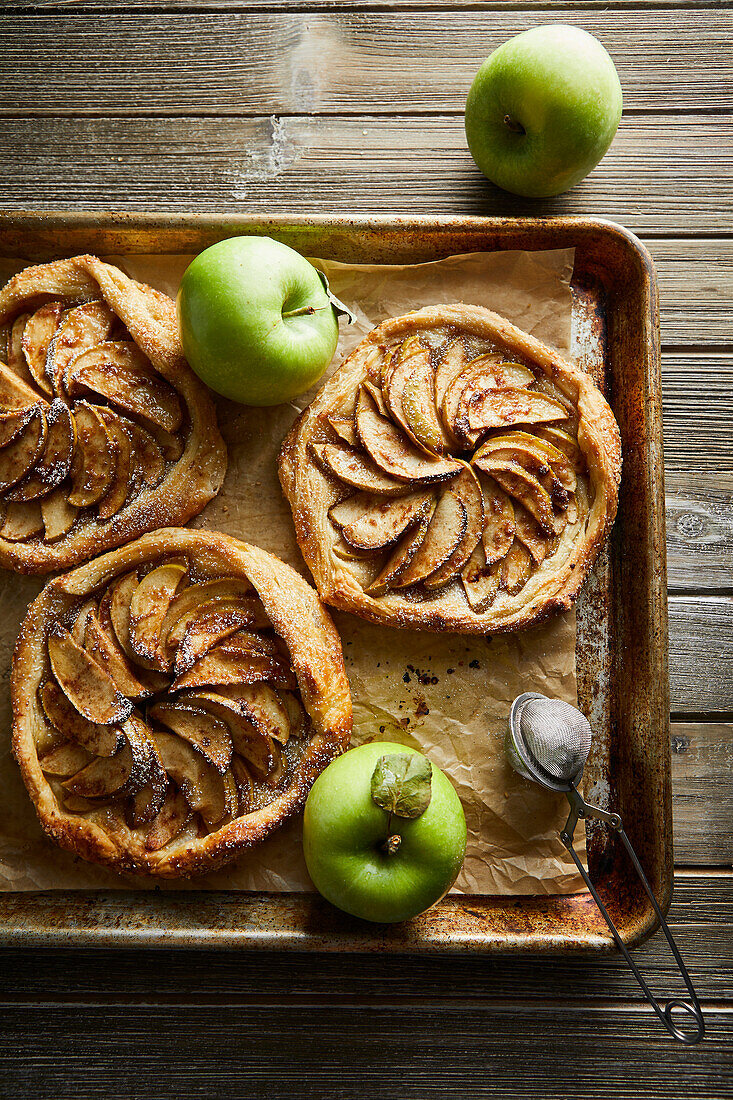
561 784 705 1045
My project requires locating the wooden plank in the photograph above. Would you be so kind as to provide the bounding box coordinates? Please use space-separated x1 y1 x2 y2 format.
653 240 733 348
0 114 730 234
1 11 731 113
0 1003 729 1099
672 724 733 863
669 596 733 712
8 1 729 11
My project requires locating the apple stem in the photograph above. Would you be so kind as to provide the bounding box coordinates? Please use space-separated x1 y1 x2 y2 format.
503 114 526 135
382 834 402 856
282 304 327 319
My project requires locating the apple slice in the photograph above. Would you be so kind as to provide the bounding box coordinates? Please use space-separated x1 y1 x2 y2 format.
335 490 435 553
41 491 79 542
46 300 116 393
172 610 274 676
389 484 468 590
5 399 76 503
461 542 501 612
0 500 43 541
0 360 44 411
40 741 94 778
152 728 237 828
126 418 166 491
400 358 453 455
474 455 556 533
108 570 140 658
501 539 533 595
68 401 117 507
231 755 253 814
467 387 568 433
356 385 462 484
172 642 295 693
513 502 555 565
325 413 359 448
95 408 133 519
39 679 123 757
364 512 433 596
149 702 233 774
476 473 515 565
62 739 140 799
0 406 36 450
48 626 134 726
144 785 192 851
216 683 292 744
453 361 536 444
21 302 63 396
311 441 408 496
534 425 583 471
177 690 276 780
474 429 576 491
279 690 308 740
65 341 183 434
0 405 46 491
128 560 188 668
8 313 34 386
71 598 97 645
423 465 484 590
63 793 112 814
83 609 154 699
161 578 264 654
434 338 470 409
128 775 170 829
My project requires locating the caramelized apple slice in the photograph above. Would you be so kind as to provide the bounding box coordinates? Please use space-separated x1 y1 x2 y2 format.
325 414 359 448
144 785 192 851
231 755 253 814
0 360 44 411
149 702 233 774
48 626 133 726
41 490 79 542
71 598 97 645
8 313 34 386
83 609 154 699
152 728 237 828
5 399 76 502
311 441 408 496
476 473 515 566
513 503 553 566
178 691 276 780
128 775 170 829
172 608 273 676
96 409 133 519
68 401 117 507
533 425 583 471
355 386 461 483
0 406 46 491
475 459 557 533
279 690 308 740
21 302 63 396
217 683 292 744
172 644 295 692
62 739 140 799
423 464 484 590
461 542 501 612
501 539 533 595
128 560 188 667
475 430 575 491
0 500 43 541
46 300 115 393
108 571 140 658
389 483 468 589
40 741 93 778
434 338 469 409
161 579 263 653
66 341 183 434
126 418 166 491
454 361 535 444
332 490 435 553
39 679 123 757
467 387 567 433
364 512 433 597
400 359 453 455
0 406 36 450
440 359 500 447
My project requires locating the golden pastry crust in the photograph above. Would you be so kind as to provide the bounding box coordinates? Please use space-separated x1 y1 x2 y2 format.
279 304 622 634
0 255 226 573
11 528 352 878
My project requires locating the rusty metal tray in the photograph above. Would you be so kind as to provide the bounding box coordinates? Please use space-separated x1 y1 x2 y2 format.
0 213 667 952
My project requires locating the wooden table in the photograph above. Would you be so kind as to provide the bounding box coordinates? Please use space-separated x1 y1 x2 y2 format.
0 3 731 1095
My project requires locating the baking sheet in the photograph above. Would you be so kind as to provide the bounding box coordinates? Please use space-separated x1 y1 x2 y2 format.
0 246 586 894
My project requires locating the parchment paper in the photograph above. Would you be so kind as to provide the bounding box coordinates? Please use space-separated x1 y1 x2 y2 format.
0 246 586 894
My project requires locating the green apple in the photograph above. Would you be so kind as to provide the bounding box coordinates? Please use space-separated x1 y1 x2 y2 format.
465 24 623 198
177 235 340 405
303 742 467 923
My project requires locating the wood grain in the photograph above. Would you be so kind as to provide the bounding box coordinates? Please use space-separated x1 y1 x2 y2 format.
0 114 730 233
653 241 733 349
670 597 733 712
672 724 733 862
2 11 731 113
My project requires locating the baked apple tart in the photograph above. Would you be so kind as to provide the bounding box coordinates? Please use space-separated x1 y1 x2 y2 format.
0 255 226 573
280 304 622 633
11 528 352 877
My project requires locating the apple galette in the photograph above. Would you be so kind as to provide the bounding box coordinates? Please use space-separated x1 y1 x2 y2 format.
279 304 622 633
0 255 226 573
11 528 352 877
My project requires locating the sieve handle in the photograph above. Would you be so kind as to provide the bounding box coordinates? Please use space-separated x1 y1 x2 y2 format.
561 793 705 1045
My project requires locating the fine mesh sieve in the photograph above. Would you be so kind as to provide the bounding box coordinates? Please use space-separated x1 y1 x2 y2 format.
506 692 705 1045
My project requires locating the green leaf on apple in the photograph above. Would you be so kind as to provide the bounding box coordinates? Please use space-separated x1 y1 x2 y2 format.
316 270 356 326
370 752 432 820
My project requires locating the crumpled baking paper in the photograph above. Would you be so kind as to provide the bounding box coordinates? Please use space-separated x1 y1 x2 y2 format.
0 245 585 894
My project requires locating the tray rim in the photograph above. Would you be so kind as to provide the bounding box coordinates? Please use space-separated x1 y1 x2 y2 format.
0 211 668 953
